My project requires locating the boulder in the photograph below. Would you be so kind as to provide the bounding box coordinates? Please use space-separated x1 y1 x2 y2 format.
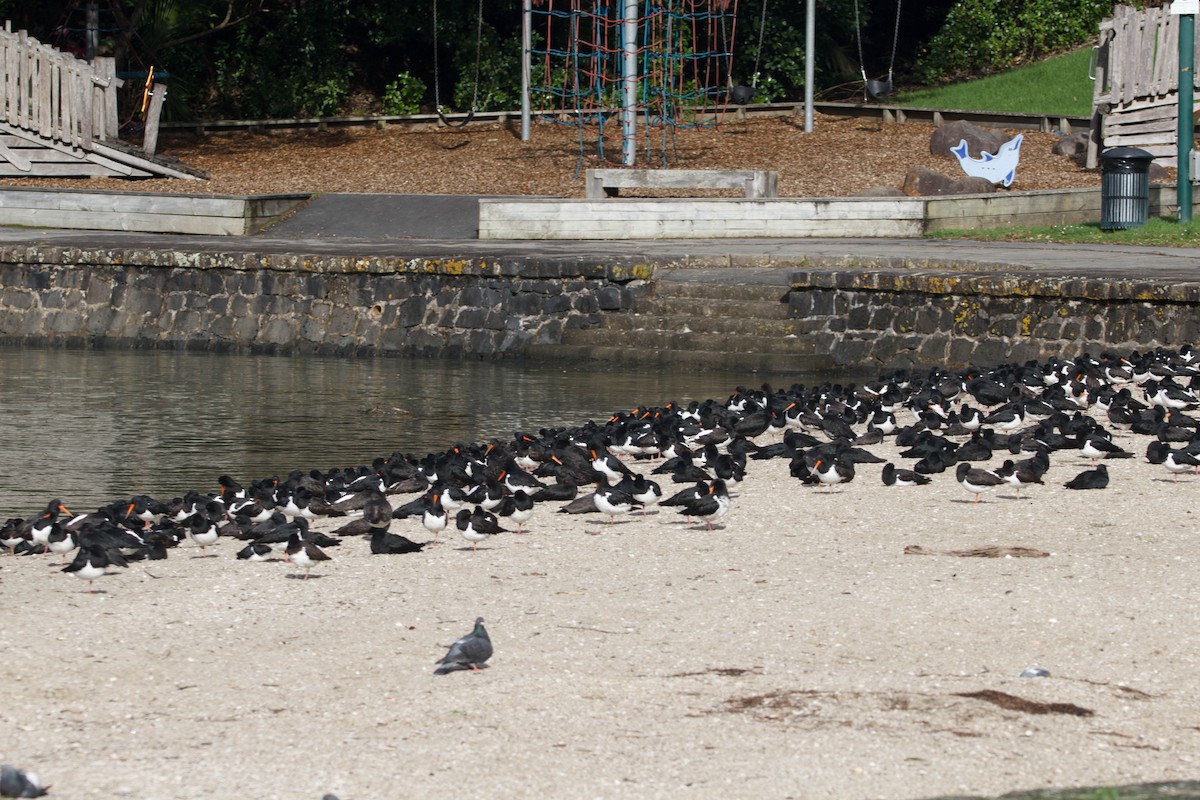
1051 131 1091 157
1150 162 1171 183
903 167 998 197
929 120 1005 159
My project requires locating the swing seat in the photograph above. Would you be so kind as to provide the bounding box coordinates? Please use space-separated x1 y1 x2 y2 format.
730 85 755 105
865 78 892 102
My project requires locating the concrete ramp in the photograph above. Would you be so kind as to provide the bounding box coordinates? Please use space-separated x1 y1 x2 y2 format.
264 193 506 240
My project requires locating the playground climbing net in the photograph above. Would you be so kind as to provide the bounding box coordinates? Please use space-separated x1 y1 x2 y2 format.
530 0 740 171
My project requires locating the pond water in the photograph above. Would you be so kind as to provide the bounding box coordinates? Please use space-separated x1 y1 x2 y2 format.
0 347 836 519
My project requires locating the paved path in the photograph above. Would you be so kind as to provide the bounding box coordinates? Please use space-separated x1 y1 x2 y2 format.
1 193 1199 279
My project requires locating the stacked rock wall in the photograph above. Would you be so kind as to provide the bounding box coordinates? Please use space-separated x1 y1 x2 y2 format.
0 247 650 357
787 268 1200 371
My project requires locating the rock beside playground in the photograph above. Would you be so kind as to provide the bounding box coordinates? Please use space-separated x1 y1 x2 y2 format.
930 119 1006 159
903 166 998 196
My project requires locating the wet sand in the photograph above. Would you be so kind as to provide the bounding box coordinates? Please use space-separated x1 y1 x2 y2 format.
3 412 1198 799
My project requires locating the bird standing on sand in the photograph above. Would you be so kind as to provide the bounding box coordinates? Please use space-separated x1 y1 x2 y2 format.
434 617 493 675
187 514 220 556
456 507 506 551
676 479 730 531
955 462 1004 503
285 530 330 579
593 485 640 523
62 541 127 593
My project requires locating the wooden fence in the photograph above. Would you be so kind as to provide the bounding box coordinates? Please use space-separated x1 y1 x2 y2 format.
0 23 120 151
1089 4 1200 168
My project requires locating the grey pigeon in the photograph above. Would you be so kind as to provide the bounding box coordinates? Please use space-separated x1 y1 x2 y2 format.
434 617 493 675
0 765 48 798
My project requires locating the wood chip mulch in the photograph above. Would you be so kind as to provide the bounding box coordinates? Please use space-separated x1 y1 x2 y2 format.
0 112 1103 198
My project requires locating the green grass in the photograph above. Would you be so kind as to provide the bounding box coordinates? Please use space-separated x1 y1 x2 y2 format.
896 47 1095 117
929 216 1200 247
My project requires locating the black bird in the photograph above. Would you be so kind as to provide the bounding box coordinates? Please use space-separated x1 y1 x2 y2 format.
62 541 128 593
955 462 1004 503
675 479 730 530
434 617 493 675
531 479 578 503
236 542 275 561
285 530 331 579
1063 464 1109 490
329 489 393 537
456 506 507 550
992 458 1046 498
369 529 426 554
881 462 931 487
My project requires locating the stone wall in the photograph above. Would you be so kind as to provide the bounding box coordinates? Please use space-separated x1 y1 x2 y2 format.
788 268 1200 371
0 246 651 357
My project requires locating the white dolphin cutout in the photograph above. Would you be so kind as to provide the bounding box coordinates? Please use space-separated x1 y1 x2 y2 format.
951 133 1023 188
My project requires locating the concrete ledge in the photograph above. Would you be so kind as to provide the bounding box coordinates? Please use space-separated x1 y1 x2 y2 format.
585 168 778 199
0 188 312 235
479 186 1193 240
479 197 925 239
0 244 656 281
789 266 1200 303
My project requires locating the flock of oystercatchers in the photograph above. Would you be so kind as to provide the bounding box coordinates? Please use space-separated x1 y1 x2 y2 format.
2 345 1199 599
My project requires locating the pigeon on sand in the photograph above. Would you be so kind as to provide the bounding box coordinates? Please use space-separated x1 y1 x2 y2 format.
434 617 493 675
0 764 48 798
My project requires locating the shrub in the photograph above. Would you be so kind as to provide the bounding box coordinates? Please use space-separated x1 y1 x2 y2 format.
383 73 426 115
916 0 1113 83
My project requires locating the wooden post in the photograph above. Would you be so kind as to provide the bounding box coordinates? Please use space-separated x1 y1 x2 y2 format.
142 83 166 155
93 57 120 140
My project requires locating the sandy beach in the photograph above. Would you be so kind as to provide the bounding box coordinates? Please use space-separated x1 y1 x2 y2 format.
2 385 1198 800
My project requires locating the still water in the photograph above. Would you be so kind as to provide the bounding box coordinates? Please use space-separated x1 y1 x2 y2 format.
0 347 825 519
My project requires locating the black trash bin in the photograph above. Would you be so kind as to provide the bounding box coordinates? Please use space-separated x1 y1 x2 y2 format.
1100 146 1154 230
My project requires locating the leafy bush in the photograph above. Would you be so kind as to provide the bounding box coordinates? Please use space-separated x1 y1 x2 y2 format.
383 73 426 115
916 0 1113 84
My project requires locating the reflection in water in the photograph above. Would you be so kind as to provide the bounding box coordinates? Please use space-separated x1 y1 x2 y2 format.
0 348 832 518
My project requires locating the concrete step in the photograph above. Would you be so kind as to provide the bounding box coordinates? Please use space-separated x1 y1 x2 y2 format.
560 327 821 355
650 280 790 303
603 313 803 337
633 295 793 320
526 343 833 374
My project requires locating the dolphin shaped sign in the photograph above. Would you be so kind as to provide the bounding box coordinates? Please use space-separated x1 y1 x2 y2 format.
951 133 1023 188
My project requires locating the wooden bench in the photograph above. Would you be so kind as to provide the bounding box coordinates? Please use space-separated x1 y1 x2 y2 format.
585 168 778 199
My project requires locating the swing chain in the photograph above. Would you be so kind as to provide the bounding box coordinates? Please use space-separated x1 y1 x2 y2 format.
432 0 484 126
751 0 767 88
887 0 902 83
853 0 901 90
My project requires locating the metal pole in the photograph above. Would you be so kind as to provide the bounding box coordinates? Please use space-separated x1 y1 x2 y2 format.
85 1 98 62
1175 2 1195 222
521 0 532 142
622 0 637 166
804 0 815 132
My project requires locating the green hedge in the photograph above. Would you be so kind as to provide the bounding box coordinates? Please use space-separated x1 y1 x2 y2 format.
916 0 1115 84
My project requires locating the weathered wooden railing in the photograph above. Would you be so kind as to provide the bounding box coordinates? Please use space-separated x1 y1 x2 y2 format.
1089 4 1200 167
0 22 120 151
